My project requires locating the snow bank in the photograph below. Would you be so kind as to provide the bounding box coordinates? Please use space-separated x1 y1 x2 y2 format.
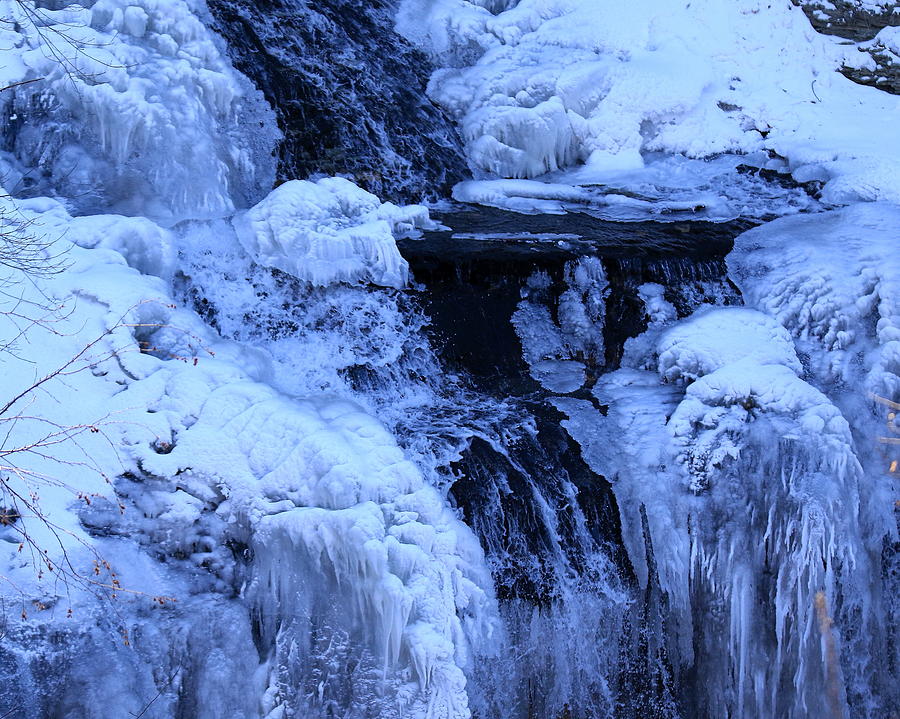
233 178 433 288
400 0 900 204
0 0 276 221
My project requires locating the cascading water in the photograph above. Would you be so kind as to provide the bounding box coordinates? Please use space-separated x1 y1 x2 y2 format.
204 0 468 203
168 203 753 718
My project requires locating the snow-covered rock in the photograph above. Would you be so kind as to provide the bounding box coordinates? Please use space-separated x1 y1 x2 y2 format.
232 178 433 288
656 307 802 383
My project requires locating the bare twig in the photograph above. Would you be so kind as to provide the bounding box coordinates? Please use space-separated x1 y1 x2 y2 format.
0 77 43 92
130 667 182 718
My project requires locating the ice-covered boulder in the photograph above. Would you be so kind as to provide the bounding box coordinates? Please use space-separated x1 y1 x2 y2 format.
233 178 433 288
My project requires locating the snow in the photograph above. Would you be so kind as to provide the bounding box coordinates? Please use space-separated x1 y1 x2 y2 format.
232 178 433 288
400 0 900 211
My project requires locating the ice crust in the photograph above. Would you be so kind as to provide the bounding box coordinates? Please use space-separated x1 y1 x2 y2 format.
399 0 900 208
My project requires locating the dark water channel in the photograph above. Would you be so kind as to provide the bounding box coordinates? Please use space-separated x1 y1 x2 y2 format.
396 205 750 719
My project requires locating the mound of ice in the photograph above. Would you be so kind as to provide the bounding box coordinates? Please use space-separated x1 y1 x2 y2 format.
400 0 900 203
669 359 856 492
728 202 900 396
233 178 433 288
553 297 889 717
0 0 276 221
657 307 802 383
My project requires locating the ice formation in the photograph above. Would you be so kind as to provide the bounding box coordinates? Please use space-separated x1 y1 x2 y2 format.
554 312 888 717
548 217 898 716
233 178 433 288
0 188 497 717
0 3 496 716
656 307 802 383
728 202 900 398
399 0 900 207
511 256 607 392
1 0 899 717
0 0 276 221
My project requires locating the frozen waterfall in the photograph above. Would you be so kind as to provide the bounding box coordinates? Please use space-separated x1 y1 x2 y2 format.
0 0 898 718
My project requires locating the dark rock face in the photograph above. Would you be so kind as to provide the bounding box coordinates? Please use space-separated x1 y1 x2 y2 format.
400 207 746 384
796 0 898 41
842 38 900 95
205 0 469 203
796 1 900 94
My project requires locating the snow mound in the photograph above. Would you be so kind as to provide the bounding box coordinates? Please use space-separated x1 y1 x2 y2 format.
400 0 900 203
0 0 275 221
233 178 433 288
728 202 900 395
657 307 802 383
